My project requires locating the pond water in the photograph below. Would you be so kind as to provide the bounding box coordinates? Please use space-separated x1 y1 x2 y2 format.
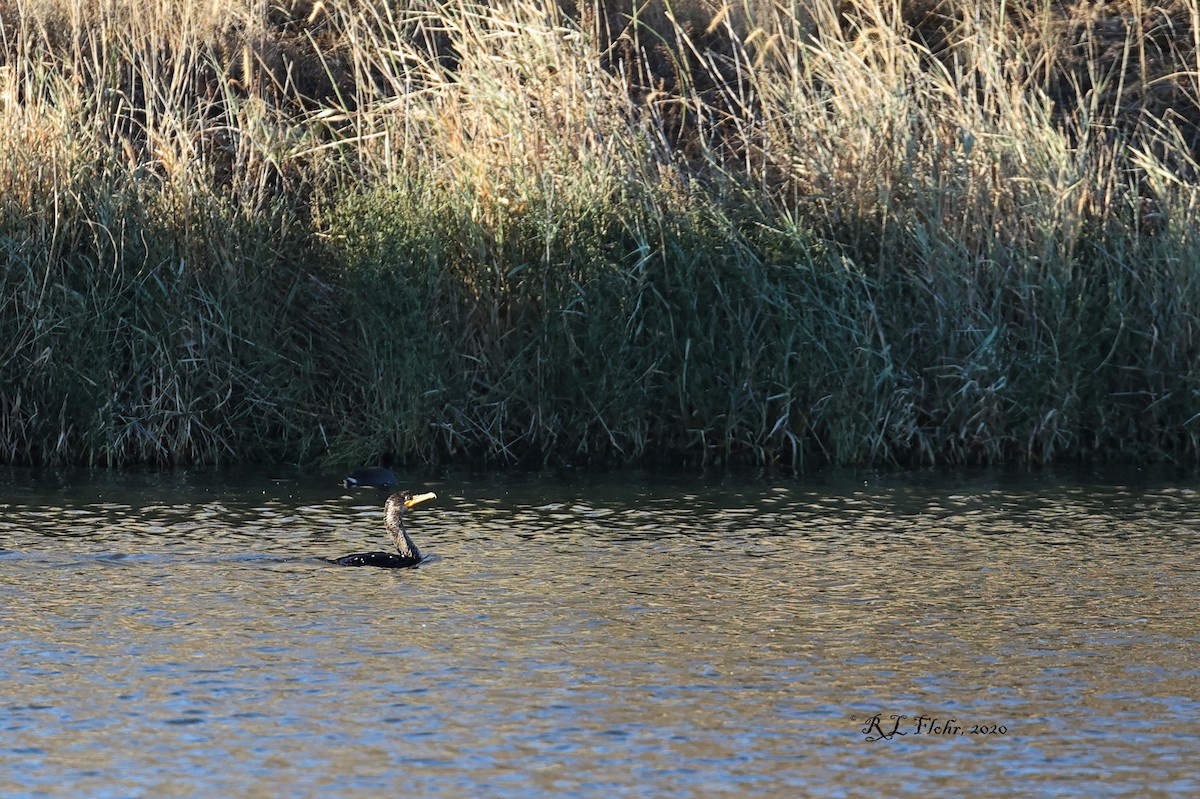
1 467 1198 797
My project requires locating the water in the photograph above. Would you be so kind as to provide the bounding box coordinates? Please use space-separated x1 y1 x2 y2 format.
1 467 1198 797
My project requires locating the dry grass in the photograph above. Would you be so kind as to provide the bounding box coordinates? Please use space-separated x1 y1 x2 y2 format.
2 0 1200 468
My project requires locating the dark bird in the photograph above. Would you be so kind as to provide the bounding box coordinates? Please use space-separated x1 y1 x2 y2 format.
342 467 398 489
330 490 437 569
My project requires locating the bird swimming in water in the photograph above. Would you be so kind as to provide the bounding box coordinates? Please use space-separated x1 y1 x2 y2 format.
330 490 437 568
342 467 398 489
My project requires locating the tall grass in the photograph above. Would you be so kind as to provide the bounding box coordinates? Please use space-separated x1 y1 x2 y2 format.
2 0 1200 468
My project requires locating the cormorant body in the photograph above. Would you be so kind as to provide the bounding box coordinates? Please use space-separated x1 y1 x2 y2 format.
332 551 421 568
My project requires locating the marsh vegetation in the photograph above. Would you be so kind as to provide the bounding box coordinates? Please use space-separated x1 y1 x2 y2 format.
2 0 1199 468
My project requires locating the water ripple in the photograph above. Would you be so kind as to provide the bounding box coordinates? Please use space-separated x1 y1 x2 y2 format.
0 467 1198 796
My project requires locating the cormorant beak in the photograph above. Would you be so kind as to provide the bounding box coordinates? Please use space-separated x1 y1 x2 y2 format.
404 491 437 508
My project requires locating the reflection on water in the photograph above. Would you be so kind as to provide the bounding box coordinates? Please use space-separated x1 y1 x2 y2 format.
1 468 1199 797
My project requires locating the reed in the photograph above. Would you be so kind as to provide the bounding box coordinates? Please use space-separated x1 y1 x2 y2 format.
2 0 1199 468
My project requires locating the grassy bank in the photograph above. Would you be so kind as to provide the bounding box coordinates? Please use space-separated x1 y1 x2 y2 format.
2 0 1200 468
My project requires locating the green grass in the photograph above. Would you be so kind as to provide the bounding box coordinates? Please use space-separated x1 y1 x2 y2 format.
3 0 1200 468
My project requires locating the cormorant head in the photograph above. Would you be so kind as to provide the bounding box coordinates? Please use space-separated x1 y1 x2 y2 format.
386 490 438 514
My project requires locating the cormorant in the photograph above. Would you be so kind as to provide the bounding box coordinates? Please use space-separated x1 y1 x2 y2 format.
342 467 398 488
330 490 437 568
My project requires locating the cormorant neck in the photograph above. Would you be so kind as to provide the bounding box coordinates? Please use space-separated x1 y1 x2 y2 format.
386 504 422 561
